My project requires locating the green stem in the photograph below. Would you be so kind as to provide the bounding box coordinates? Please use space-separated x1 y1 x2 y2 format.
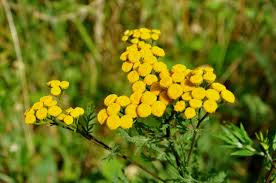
265 160 275 183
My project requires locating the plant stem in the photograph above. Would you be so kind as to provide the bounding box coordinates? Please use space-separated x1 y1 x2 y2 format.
265 160 275 183
186 113 208 165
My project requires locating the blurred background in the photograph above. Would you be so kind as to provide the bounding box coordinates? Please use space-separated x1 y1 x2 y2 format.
0 0 275 182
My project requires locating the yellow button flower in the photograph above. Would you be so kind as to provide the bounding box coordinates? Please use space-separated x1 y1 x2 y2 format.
51 87 61 96
130 91 143 104
160 76 173 88
116 96 130 107
181 92 192 101
47 80 60 87
167 84 183 99
43 98 57 107
181 80 194 92
120 51 128 61
183 107 196 119
60 81 69 89
138 63 152 77
159 91 171 105
121 35 128 42
131 38 139 44
106 115 120 130
48 106 62 117
57 113 66 121
120 115 134 129
137 103 152 118
32 101 44 110
125 104 138 118
127 71 140 83
40 95 52 103
75 107 85 115
191 87 206 100
190 74 203 85
141 32 151 40
97 109 108 124
66 107 74 114
205 89 220 101
133 61 141 70
128 50 140 63
153 62 167 72
122 62 133 72
25 114 36 124
171 64 186 73
211 82 226 92
203 100 218 113
174 101 186 112
132 81 146 93
221 90 235 103
144 74 158 86
150 82 162 96
141 91 157 105
70 107 85 118
143 55 157 65
151 46 165 57
64 115 74 125
151 101 166 117
172 72 185 83
107 103 121 115
189 99 202 109
151 33 159 40
36 107 48 120
104 94 118 106
203 72 216 83
159 70 170 79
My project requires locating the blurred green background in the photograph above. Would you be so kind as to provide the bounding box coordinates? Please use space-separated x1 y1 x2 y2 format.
0 0 275 182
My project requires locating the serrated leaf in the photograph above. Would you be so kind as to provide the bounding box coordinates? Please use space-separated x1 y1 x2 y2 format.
231 149 255 156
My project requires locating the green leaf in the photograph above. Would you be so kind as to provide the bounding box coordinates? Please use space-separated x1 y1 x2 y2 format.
231 149 255 156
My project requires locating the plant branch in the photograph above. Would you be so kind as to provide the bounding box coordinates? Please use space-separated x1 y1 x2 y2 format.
265 160 275 183
186 113 208 165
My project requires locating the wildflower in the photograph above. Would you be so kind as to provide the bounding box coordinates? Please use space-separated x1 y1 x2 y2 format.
120 51 128 61
144 74 158 85
137 103 152 118
184 107 196 119
143 54 157 64
106 115 120 130
130 91 143 104
57 113 66 121
151 46 165 57
151 101 166 117
32 102 43 110
127 71 140 83
203 100 218 113
48 106 62 117
141 91 157 105
191 87 206 100
60 81 69 89
132 81 146 93
151 33 159 40
172 64 186 73
189 99 202 109
104 94 118 106
181 92 192 101
70 107 85 118
47 80 60 87
97 109 108 124
174 101 186 112
205 89 220 101
120 115 134 129
116 96 130 107
122 35 128 42
43 98 57 107
128 50 140 63
51 87 61 96
150 82 162 96
167 84 183 99
138 63 152 77
190 74 203 85
172 72 185 83
36 107 48 120
125 104 138 118
122 62 133 72
64 115 74 125
107 103 121 115
211 82 226 92
153 62 167 72
159 91 171 105
159 76 173 88
203 72 216 83
221 90 235 103
25 114 36 124
40 95 52 103
159 70 170 79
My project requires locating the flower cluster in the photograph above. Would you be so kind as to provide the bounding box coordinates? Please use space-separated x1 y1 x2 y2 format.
24 80 84 125
97 28 235 130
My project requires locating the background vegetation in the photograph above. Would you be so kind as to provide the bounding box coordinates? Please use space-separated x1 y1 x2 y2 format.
0 0 275 182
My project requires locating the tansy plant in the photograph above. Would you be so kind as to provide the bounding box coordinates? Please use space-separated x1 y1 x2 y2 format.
25 28 275 182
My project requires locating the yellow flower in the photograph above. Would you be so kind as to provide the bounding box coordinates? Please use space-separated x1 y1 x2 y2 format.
43 98 57 107
181 80 194 92
107 103 121 115
133 29 141 38
70 107 85 118
66 107 74 114
174 101 186 112
151 33 159 40
141 32 151 40
120 115 134 129
141 91 157 105
51 87 61 96
32 101 44 110
60 81 69 89
122 35 128 42
203 72 216 83
47 80 60 87
159 75 173 88
40 95 52 102
159 70 170 79
116 96 130 107
190 74 203 85
48 106 62 117
171 64 186 73
159 91 171 105
150 82 162 96
25 114 36 124
122 62 133 72
131 38 139 44
137 103 152 118
97 109 108 124
144 74 158 85
181 92 192 101
36 107 48 120
64 115 74 125
104 94 118 106
132 81 146 93
167 84 183 99
192 68 204 75
125 104 138 118
191 87 206 100
75 107 85 115
151 46 165 57
57 113 66 121
152 29 161 34
127 71 140 83
133 61 141 70
203 100 218 113
106 115 120 130
211 82 226 92
172 72 185 83
143 54 157 65
120 51 128 61
221 90 235 103
183 107 196 119
130 91 143 104
153 62 167 72
205 89 220 101
138 63 152 77
151 101 166 117
189 99 202 109
128 50 140 63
